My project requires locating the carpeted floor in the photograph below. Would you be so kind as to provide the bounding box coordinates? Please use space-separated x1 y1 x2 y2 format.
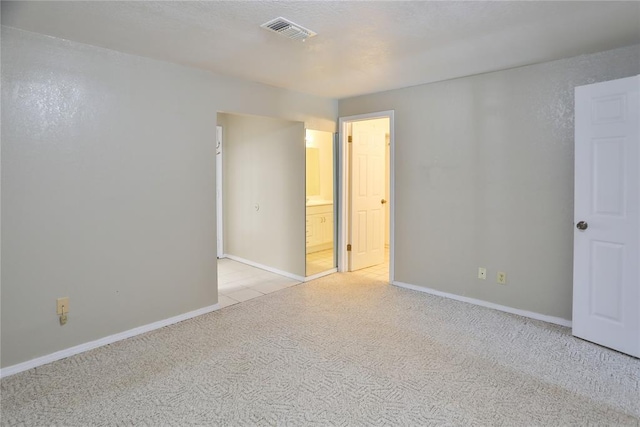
2 272 639 426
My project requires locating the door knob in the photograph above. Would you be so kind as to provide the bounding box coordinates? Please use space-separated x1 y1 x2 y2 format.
381 199 387 204
576 221 588 230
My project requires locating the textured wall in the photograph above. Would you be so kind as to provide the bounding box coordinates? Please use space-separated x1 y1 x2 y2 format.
0 26 336 368
339 44 640 320
221 113 306 277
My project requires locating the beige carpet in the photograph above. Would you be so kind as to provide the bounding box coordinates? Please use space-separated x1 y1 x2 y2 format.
2 273 639 426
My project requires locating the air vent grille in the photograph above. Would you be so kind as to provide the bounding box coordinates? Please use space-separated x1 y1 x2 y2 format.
261 17 317 41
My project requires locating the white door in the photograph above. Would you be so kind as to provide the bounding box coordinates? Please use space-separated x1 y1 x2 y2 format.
573 75 640 357
216 126 224 258
350 120 386 271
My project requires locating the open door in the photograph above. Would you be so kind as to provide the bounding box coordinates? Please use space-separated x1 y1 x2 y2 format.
573 75 640 357
349 119 388 271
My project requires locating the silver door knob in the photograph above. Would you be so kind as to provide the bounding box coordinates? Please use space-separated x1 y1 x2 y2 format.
576 221 588 230
381 199 387 204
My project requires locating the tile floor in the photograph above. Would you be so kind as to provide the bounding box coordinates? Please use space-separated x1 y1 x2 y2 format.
217 258 302 309
306 248 335 276
217 248 390 309
354 248 390 282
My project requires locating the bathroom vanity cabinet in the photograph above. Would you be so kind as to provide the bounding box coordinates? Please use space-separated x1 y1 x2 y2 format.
306 204 334 254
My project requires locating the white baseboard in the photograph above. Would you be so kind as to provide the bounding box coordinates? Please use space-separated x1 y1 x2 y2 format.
304 268 338 282
392 281 572 328
224 254 305 282
0 303 221 379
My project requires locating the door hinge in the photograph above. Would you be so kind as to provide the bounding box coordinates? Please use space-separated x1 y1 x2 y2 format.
347 244 352 252
348 135 352 143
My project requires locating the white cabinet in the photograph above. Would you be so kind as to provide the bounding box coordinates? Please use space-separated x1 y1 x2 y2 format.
306 204 334 254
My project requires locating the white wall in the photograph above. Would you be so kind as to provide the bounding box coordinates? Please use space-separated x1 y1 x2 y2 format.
0 26 336 368
221 113 306 277
339 44 640 321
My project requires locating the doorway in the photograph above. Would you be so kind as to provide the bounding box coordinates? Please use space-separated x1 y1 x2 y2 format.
216 112 306 277
305 129 337 278
338 111 394 282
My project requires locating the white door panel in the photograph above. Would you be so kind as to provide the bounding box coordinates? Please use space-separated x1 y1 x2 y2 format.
350 121 386 271
573 75 640 357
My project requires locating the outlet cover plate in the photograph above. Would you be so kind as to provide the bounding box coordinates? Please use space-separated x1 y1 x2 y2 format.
56 297 69 315
497 272 507 285
478 267 487 280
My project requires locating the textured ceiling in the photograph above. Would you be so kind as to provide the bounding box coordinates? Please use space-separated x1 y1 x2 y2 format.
2 1 639 99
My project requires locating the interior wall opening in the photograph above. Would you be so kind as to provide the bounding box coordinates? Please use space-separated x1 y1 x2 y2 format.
339 112 394 283
305 129 337 277
215 112 307 306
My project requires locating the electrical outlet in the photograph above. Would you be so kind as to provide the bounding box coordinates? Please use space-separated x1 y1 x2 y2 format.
56 297 69 315
497 272 507 285
478 267 487 280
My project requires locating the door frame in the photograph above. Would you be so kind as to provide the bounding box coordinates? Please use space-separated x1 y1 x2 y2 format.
338 111 395 282
216 125 224 258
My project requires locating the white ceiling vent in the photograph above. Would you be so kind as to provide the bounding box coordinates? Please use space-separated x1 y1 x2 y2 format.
260 17 317 41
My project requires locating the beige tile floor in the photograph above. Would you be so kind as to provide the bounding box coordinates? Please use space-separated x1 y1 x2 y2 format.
353 248 390 282
218 248 389 309
217 258 302 308
305 248 335 276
